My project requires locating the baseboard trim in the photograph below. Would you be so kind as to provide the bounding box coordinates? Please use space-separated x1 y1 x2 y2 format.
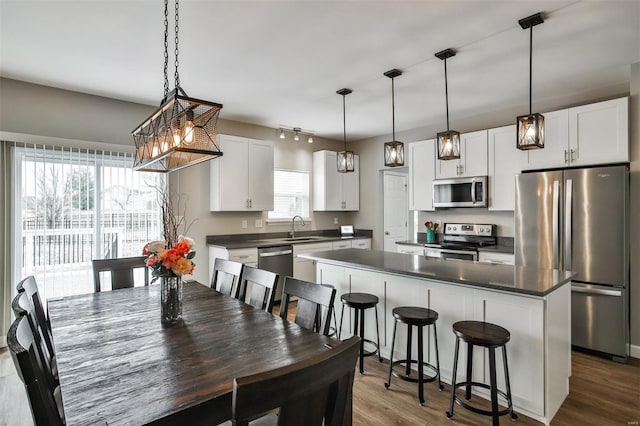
631 344 640 359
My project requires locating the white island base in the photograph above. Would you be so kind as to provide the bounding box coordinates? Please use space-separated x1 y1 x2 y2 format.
317 262 571 425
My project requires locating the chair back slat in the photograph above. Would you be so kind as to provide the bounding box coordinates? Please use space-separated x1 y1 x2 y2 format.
92 256 148 292
211 258 243 298
17 277 56 364
11 292 58 394
232 336 360 426
238 266 279 313
8 316 65 426
280 277 336 336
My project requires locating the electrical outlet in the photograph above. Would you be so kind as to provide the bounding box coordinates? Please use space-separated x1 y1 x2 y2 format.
241 220 248 229
255 219 263 228
435 219 442 229
334 217 339 225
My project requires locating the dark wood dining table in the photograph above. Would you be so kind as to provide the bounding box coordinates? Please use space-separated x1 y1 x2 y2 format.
48 281 334 425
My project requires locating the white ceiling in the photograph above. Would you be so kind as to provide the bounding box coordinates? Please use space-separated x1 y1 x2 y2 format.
1 1 638 141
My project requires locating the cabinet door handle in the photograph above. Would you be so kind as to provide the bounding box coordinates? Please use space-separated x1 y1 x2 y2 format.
570 149 576 162
564 150 569 163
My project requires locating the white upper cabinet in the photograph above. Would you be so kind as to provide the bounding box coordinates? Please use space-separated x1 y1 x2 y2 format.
569 97 629 166
435 130 488 179
488 125 529 211
525 97 628 170
210 135 274 211
408 139 435 211
313 150 360 211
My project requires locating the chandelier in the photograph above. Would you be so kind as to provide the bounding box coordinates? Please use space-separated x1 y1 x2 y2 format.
132 0 223 173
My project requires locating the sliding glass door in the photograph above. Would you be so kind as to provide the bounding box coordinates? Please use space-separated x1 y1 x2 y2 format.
14 144 164 300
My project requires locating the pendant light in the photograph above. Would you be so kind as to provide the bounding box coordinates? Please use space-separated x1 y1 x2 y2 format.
516 12 545 150
337 88 355 173
435 48 460 161
383 69 404 167
132 0 223 173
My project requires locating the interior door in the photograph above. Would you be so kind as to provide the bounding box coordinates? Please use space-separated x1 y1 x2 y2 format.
383 171 408 252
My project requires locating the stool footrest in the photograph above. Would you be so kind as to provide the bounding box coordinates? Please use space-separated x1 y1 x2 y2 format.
361 338 379 358
390 359 439 384
450 381 516 418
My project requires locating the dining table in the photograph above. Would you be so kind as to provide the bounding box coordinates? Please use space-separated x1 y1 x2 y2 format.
47 281 334 425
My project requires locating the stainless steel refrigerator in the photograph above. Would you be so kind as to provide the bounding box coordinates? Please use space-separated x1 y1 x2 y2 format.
515 165 629 361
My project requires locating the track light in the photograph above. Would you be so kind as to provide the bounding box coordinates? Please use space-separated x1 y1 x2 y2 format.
293 128 301 141
279 128 285 139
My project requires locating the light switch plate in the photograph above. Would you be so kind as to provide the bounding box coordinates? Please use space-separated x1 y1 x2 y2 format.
241 220 248 229
255 219 263 228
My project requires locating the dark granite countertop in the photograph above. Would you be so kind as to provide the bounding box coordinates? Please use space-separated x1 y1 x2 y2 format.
299 248 574 297
207 229 372 250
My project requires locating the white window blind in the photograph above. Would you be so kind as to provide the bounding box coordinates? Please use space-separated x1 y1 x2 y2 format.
14 143 165 300
268 169 310 220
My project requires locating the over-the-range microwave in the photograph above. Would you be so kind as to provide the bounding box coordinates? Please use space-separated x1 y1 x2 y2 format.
432 176 487 208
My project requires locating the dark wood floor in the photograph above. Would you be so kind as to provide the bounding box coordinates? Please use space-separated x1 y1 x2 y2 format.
2 326 638 425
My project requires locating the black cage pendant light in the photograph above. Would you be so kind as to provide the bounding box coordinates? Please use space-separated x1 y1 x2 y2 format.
516 12 545 150
337 88 355 173
435 48 460 161
132 0 223 173
384 69 404 167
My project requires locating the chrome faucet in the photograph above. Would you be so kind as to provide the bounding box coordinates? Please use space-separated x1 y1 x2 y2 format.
290 215 305 238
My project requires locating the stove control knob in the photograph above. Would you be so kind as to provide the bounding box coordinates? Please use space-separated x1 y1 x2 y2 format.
453 226 457 231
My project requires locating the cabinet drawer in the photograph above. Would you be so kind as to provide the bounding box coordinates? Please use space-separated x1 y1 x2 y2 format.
351 239 371 250
478 251 514 265
396 244 425 255
228 248 258 264
293 243 333 257
332 241 352 250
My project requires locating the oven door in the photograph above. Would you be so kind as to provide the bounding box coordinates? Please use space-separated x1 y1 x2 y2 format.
425 247 477 261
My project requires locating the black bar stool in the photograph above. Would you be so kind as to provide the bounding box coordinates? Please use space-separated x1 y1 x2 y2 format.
338 292 382 374
384 306 444 405
446 320 518 426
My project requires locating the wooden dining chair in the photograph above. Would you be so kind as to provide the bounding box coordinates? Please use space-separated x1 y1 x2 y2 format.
280 277 336 336
17 276 57 374
232 335 360 426
237 266 279 313
210 258 244 298
92 255 149 292
11 292 59 394
8 316 66 426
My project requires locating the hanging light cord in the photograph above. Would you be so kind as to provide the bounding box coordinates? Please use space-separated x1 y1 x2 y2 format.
342 94 347 149
163 0 169 98
529 25 533 115
391 77 396 141
174 0 180 89
444 57 450 131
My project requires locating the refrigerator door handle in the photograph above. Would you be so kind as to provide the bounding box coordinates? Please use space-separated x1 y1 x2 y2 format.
565 179 572 271
571 285 622 297
552 180 560 269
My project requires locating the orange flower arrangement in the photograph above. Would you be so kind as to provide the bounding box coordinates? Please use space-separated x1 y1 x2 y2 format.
143 236 195 282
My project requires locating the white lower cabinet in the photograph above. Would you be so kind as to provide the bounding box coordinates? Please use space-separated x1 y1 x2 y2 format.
293 242 333 283
315 262 569 425
478 251 515 265
208 247 257 285
351 239 371 250
396 244 425 255
332 240 352 250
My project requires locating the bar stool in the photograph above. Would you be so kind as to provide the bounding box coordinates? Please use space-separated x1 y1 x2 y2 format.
446 320 518 426
338 292 382 374
384 306 444 405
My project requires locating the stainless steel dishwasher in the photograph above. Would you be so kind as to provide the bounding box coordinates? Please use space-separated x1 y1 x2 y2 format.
257 245 293 302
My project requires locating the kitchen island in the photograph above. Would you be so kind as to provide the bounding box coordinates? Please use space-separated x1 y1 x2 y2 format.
299 249 575 425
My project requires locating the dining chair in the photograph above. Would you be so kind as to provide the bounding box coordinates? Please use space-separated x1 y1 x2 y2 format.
8 315 66 426
231 335 361 426
16 276 57 373
11 292 59 393
280 277 336 336
238 266 279 313
92 255 149 292
210 258 244 298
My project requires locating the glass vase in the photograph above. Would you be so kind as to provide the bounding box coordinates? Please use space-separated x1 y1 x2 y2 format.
161 275 182 324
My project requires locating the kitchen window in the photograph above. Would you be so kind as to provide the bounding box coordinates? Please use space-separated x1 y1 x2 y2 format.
268 169 310 221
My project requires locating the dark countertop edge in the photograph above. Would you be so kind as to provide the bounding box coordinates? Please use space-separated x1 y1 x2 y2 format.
300 252 573 298
207 230 373 249
397 238 515 255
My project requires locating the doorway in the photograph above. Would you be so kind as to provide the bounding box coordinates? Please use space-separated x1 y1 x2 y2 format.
383 170 408 252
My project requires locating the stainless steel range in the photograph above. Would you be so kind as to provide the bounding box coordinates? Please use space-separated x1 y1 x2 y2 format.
424 223 496 261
